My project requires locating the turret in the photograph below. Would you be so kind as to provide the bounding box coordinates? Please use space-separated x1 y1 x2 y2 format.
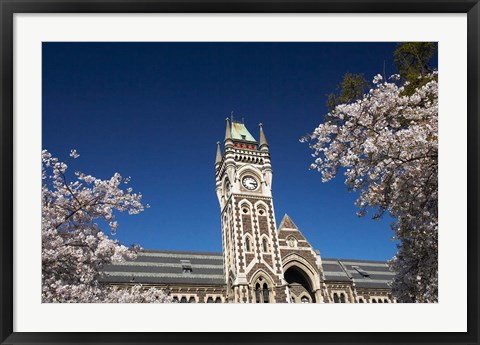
215 141 222 168
259 123 269 152
224 118 233 148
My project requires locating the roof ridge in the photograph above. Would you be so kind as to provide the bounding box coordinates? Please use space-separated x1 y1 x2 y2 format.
323 257 389 264
141 249 223 255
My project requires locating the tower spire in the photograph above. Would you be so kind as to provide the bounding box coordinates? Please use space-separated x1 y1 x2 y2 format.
215 141 222 166
224 117 233 148
259 123 269 152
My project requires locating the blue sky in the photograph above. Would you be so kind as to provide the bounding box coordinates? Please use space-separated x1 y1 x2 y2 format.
42 42 426 261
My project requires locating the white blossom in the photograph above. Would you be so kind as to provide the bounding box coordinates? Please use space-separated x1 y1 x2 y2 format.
69 149 80 158
305 73 438 302
42 150 172 303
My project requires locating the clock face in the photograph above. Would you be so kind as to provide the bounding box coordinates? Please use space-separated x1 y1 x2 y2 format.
242 176 258 190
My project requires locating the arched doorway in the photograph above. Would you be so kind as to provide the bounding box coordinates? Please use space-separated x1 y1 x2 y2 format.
284 266 316 303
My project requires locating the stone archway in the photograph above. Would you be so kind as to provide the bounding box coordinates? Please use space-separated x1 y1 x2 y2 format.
284 265 316 303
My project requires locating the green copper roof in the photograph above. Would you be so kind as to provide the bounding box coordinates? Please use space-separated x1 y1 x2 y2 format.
231 121 256 142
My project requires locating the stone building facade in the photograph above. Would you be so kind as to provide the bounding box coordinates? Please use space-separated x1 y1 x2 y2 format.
102 119 396 303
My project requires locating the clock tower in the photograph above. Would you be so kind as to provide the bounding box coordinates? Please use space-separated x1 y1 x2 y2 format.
215 118 289 303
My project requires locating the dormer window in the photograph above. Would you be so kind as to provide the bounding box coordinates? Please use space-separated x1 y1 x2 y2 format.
352 265 370 277
241 135 246 140
181 260 192 273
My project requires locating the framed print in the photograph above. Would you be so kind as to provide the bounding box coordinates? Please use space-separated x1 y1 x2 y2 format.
1 1 479 344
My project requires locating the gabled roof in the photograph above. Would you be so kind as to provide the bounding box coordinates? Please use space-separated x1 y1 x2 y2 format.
278 213 299 230
231 121 256 143
278 213 316 249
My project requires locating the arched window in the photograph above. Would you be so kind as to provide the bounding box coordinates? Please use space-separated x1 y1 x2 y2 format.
372 299 377 303
257 206 266 216
255 283 261 303
215 297 222 303
286 236 297 248
241 205 250 215
254 279 271 303
262 283 269 303
333 293 340 303
262 238 268 252
378 299 383 303
188 297 196 303
172 296 179 303
340 293 346 303
301 296 310 303
180 296 187 303
384 299 389 303
245 237 251 252
359 298 364 303
207 297 214 303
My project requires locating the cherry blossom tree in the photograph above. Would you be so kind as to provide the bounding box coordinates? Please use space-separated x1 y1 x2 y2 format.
304 73 438 302
42 150 171 303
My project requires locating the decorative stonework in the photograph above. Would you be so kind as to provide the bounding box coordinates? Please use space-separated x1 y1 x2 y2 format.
211 119 395 303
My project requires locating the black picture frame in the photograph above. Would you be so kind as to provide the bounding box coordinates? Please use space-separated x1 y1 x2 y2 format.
1 1 478 344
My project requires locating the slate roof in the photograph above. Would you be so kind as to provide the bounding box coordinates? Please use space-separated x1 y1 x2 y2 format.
100 250 225 286
322 258 394 289
101 250 394 290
